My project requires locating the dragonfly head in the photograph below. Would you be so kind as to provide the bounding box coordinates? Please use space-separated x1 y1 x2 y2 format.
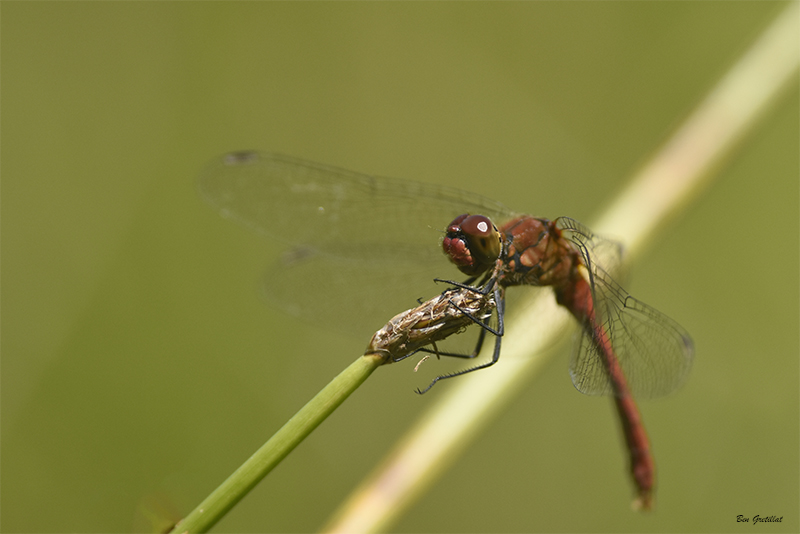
442 214 502 276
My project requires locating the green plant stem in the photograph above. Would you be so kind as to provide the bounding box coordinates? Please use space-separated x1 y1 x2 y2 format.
171 353 385 534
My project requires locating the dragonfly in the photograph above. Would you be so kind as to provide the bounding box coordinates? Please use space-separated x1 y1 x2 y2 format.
198 151 694 510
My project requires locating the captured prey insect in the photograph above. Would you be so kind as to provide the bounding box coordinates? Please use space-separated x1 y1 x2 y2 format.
198 151 694 510
364 281 501 378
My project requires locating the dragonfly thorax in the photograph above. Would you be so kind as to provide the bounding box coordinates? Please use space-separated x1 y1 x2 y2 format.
497 216 581 289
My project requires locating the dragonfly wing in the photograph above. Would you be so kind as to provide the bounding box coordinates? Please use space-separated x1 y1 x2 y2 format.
556 216 626 282
199 151 519 335
612 292 695 398
569 261 695 399
569 324 615 396
557 217 693 398
262 245 455 337
198 151 517 254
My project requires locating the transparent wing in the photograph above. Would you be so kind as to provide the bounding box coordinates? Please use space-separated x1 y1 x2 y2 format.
556 217 626 282
558 217 695 399
261 246 450 335
199 152 516 251
199 151 518 336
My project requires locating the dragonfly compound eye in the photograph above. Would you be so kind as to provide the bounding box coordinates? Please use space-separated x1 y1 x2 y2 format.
442 214 501 276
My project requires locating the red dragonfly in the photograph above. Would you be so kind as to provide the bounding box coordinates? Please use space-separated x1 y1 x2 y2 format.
435 214 693 509
199 151 694 510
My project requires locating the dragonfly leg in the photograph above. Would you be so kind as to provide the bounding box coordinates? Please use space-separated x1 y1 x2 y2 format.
433 276 494 296
414 324 487 360
447 297 501 337
390 301 490 363
411 282 500 361
392 349 426 363
434 275 478 288
416 288 505 394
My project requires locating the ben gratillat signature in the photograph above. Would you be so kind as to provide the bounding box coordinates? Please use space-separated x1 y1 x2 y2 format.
737 515 783 524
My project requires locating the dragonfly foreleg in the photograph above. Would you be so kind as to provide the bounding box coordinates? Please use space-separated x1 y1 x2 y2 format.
416 288 505 394
414 323 487 360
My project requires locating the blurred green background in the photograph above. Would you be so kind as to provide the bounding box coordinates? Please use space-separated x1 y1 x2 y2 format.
2 2 798 533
